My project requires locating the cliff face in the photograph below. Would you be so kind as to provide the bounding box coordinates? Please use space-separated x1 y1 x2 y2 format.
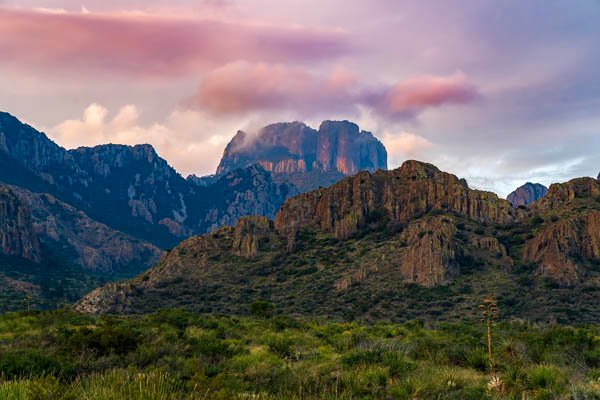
399 216 460 287
69 144 195 244
0 112 90 189
0 184 41 262
520 178 600 284
507 183 548 207
215 121 387 192
11 186 160 274
275 160 516 241
532 178 600 212
523 212 600 284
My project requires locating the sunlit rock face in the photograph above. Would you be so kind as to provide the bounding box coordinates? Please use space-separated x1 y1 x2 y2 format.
216 120 387 192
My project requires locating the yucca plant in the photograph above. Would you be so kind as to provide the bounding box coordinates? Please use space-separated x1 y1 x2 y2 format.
479 295 499 375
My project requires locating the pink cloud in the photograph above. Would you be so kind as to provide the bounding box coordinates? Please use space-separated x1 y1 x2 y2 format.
367 73 481 119
185 61 360 115
186 63 480 120
0 7 350 78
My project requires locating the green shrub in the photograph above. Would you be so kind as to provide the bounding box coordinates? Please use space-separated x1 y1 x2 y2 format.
249 300 275 318
0 350 75 379
525 364 566 393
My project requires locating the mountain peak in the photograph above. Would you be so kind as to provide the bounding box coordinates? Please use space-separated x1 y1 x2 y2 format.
507 182 548 207
216 120 387 187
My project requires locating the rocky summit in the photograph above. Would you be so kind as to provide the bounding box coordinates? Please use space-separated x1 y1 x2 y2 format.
77 160 600 323
216 120 387 192
507 182 548 207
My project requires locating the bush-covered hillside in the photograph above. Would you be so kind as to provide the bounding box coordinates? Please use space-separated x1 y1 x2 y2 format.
1 309 600 399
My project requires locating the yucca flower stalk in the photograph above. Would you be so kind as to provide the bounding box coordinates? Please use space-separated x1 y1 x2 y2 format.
479 295 499 376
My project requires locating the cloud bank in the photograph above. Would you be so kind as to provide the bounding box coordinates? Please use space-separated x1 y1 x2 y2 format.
0 7 350 78
186 62 481 120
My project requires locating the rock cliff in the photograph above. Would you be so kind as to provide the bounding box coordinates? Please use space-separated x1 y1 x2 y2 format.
215 121 387 192
399 216 460 287
0 184 41 262
11 186 161 274
507 183 548 207
275 160 516 241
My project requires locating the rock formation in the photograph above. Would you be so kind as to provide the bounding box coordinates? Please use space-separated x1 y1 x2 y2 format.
215 121 387 192
11 186 161 273
399 216 460 287
275 160 516 241
523 211 600 284
507 182 548 207
0 184 41 262
1 112 367 248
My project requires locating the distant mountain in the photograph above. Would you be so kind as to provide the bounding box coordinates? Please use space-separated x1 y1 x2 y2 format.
0 112 312 248
191 164 296 233
78 161 600 323
507 182 548 207
0 182 159 311
216 120 387 192
10 185 160 274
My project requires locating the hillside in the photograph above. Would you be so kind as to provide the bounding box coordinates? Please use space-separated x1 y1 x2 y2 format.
76 161 600 323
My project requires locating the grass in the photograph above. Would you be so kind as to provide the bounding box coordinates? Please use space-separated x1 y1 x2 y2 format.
0 309 600 398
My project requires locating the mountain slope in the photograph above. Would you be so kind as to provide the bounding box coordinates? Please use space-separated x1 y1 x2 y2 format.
10 186 161 275
507 182 548 207
77 161 600 323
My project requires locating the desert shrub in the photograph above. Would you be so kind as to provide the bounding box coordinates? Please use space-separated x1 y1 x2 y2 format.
249 300 275 318
463 349 489 371
524 364 566 393
0 350 75 379
58 320 141 357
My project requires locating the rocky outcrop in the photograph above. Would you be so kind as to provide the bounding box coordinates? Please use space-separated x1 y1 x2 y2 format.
11 186 161 273
0 184 41 262
523 211 600 284
317 120 387 175
215 121 387 192
399 216 459 287
532 178 600 212
507 183 548 207
275 160 516 240
232 216 272 257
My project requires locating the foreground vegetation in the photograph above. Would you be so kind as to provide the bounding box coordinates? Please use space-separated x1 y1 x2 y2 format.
1 309 600 399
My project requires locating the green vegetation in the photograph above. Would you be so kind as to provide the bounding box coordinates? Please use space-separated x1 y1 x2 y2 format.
0 250 104 314
1 309 600 399
88 208 600 324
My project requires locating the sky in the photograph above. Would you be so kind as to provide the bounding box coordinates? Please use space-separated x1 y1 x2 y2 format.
0 0 599 197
